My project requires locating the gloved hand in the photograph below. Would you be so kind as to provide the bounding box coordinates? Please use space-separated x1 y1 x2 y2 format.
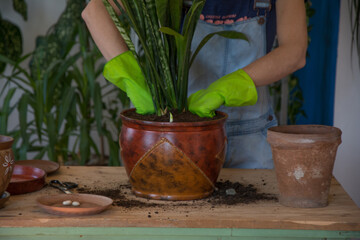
103 51 155 115
188 69 258 118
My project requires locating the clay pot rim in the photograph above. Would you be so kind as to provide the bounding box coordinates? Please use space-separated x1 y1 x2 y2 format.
0 135 14 149
267 125 342 145
120 108 228 127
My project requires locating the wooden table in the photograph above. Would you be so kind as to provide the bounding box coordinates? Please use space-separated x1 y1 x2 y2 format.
1 166 359 239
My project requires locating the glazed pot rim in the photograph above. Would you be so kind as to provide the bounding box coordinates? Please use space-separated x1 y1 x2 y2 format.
120 108 228 127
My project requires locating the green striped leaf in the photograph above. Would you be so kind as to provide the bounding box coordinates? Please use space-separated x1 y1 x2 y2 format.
103 0 136 53
57 87 75 131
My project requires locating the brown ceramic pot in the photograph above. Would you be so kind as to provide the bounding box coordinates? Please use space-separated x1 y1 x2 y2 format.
119 109 227 200
0 135 15 195
267 125 342 208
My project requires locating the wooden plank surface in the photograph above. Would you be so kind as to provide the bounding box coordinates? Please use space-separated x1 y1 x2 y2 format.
0 166 359 231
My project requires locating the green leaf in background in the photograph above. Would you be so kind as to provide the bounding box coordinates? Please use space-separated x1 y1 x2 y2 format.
33 76 44 142
46 113 57 161
29 36 62 81
94 82 104 135
0 17 23 73
0 53 33 85
18 93 30 159
79 119 90 165
104 129 120 166
0 88 16 135
190 31 249 67
46 52 81 110
13 0 28 21
29 0 85 80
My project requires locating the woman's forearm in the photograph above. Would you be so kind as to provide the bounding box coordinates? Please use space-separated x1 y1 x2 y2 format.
243 0 307 87
243 44 307 87
82 0 128 61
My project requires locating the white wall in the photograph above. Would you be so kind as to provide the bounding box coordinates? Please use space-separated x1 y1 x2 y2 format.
333 0 360 207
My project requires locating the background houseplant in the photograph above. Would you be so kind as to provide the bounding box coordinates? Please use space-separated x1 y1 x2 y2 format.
0 0 27 75
0 0 128 165
0 0 27 138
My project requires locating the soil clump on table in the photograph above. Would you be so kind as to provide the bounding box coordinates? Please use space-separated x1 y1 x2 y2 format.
210 180 277 205
123 110 224 122
76 180 277 209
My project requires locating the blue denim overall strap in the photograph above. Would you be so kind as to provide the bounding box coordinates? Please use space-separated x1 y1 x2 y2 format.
189 1 277 169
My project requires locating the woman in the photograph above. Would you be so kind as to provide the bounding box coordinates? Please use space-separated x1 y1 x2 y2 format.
82 0 307 169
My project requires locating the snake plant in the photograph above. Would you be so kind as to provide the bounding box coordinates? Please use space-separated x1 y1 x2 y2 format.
104 0 247 116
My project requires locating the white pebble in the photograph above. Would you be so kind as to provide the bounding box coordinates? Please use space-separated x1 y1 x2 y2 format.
62 200 72 206
72 201 80 206
226 188 236 196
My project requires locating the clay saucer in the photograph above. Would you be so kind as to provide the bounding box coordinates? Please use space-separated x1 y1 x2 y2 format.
7 165 46 195
16 160 60 175
36 194 113 216
0 191 10 208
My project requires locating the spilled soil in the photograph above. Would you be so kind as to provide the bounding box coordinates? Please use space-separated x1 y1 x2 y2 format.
76 180 277 209
210 180 277 205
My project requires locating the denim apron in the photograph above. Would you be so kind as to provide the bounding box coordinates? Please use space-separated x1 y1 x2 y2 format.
189 0 278 169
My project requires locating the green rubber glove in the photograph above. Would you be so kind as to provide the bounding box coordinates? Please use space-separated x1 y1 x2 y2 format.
103 51 155 115
188 69 258 118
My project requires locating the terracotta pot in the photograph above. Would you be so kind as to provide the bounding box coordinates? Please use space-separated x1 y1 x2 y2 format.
267 125 342 208
0 135 15 195
119 109 227 200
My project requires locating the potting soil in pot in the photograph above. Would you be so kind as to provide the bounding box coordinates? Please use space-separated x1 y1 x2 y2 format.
124 110 223 122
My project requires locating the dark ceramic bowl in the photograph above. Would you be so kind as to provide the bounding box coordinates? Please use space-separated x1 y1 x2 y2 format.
7 165 46 195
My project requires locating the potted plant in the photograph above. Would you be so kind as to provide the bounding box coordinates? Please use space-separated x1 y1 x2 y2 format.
101 0 249 200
